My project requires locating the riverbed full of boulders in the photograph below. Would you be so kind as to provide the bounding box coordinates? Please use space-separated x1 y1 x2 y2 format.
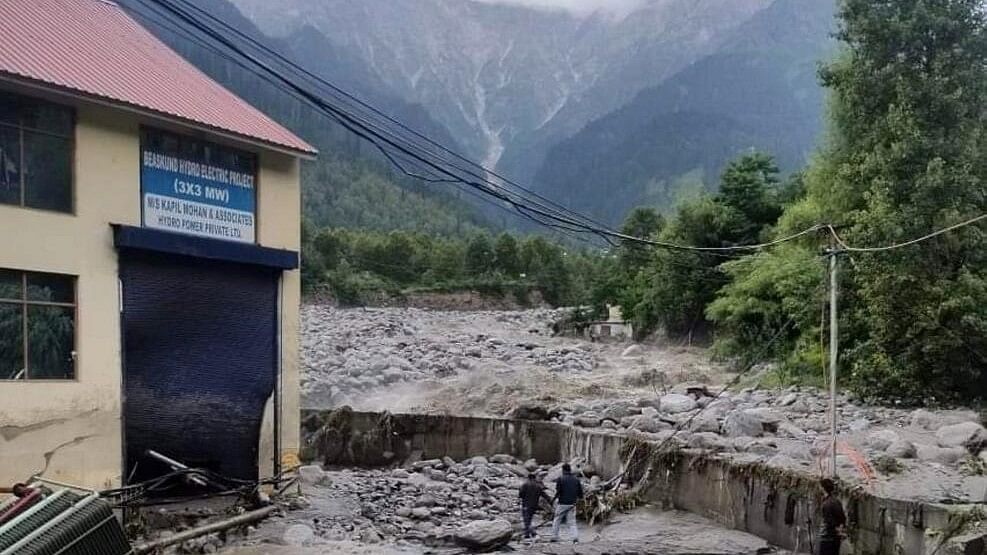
268 455 598 551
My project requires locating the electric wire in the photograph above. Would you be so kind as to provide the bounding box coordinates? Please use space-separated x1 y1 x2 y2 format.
162 0 614 233
139 0 828 253
826 214 987 252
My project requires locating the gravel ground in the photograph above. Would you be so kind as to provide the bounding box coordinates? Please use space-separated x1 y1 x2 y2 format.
219 456 777 555
301 306 987 505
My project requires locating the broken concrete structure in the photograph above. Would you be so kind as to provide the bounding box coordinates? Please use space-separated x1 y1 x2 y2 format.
302 410 987 555
0 0 313 490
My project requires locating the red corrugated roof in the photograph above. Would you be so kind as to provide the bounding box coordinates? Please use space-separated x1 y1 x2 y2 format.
0 0 316 156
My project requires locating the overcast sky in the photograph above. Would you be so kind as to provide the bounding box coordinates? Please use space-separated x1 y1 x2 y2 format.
470 0 646 17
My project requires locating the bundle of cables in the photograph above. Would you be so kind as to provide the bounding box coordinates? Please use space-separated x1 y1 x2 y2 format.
99 468 284 508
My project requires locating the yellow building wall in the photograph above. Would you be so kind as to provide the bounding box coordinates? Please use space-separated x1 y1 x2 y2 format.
0 100 303 490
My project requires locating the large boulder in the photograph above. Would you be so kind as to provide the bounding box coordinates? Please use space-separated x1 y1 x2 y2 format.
936 422 987 453
508 403 556 421
723 410 767 438
296 465 331 486
916 445 967 465
454 519 514 551
886 439 917 459
660 394 697 414
865 430 901 451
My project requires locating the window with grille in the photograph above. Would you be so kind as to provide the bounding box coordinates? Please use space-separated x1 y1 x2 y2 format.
0 269 76 380
0 90 74 213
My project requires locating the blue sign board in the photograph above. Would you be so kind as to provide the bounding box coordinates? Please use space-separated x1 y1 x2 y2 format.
141 128 257 243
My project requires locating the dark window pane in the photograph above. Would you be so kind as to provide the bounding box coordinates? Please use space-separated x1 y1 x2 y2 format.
0 302 24 379
23 131 72 212
0 270 21 301
20 99 73 137
26 272 74 303
26 305 74 379
0 126 20 206
0 92 17 126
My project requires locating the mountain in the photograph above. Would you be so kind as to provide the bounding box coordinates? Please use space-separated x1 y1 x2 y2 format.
534 0 837 223
229 0 775 180
118 0 492 235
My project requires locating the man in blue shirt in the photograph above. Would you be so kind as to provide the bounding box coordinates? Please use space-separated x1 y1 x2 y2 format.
551 463 583 543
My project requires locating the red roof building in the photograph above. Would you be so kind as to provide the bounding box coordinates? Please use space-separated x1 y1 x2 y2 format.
0 0 315 156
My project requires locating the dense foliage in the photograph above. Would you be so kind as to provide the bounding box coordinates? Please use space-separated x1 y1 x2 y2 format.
608 0 987 405
301 227 604 307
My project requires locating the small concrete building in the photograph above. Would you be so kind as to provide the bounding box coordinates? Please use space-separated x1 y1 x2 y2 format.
587 305 633 341
0 0 315 490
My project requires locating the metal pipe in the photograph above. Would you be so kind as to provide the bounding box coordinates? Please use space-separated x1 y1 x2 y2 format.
132 505 278 553
144 450 209 487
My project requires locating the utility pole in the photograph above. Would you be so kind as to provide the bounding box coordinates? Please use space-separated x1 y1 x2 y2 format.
828 247 840 477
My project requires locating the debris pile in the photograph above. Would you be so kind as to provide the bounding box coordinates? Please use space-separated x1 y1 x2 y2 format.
301 306 596 410
254 456 597 550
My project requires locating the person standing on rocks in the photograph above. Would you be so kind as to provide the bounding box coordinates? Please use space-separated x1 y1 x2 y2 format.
818 478 846 555
551 463 583 543
519 473 551 538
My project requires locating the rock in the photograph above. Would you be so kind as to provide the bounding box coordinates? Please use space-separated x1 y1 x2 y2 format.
508 403 554 421
411 507 433 519
575 415 602 428
848 418 871 432
690 412 720 433
601 403 636 421
886 439 917 459
621 345 643 358
723 410 765 438
282 524 315 546
740 439 778 456
936 422 987 453
490 454 514 464
779 442 813 462
395 507 412 518
688 432 728 451
360 528 383 543
776 393 799 407
630 415 668 433
470 456 490 465
297 465 331 486
777 422 807 438
865 430 900 451
412 459 443 470
454 519 513 551
660 394 697 414
910 409 940 431
640 407 659 419
916 445 967 465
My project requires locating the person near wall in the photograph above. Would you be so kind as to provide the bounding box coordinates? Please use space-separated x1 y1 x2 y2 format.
518 472 552 538
551 463 583 543
818 477 847 555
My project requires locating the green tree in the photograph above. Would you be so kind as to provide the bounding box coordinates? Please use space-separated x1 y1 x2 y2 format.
617 207 665 273
819 0 987 402
464 234 495 276
493 233 521 276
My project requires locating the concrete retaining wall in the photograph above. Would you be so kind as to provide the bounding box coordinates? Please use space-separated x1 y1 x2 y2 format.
302 410 986 554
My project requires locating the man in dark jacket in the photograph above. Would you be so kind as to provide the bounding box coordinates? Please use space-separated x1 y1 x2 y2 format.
551 463 583 543
519 473 551 538
818 478 846 555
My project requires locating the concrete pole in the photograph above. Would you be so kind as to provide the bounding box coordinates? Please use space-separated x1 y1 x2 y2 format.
829 251 839 477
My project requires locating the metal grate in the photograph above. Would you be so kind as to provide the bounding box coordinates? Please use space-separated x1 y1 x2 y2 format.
0 491 80 551
0 491 131 555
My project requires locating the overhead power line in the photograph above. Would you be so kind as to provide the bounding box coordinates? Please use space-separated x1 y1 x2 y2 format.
139 0 829 253
827 214 987 252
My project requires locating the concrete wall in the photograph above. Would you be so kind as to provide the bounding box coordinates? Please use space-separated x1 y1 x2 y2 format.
0 93 302 491
311 410 987 555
